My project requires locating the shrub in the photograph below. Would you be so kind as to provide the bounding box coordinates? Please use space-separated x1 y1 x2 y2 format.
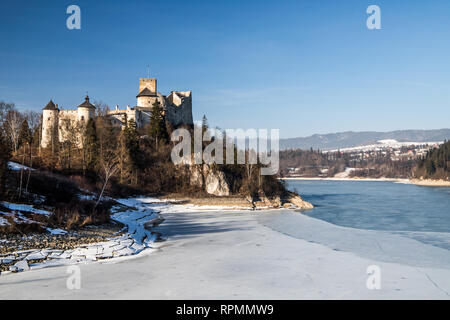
49 199 112 230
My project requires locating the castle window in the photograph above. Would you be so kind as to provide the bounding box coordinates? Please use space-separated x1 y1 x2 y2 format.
81 116 85 121
48 117 51 121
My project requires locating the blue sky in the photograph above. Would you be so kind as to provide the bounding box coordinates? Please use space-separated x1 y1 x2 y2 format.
0 0 449 138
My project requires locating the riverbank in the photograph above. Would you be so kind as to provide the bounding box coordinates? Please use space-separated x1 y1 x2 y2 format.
161 193 314 210
281 177 450 187
0 199 163 273
1 203 449 299
280 177 408 182
407 179 450 187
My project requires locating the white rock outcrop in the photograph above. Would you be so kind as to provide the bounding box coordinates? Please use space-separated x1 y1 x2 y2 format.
189 164 231 196
205 171 230 196
190 165 204 187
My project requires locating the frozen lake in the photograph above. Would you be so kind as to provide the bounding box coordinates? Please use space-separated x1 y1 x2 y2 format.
259 180 450 269
2 193 450 299
286 180 450 233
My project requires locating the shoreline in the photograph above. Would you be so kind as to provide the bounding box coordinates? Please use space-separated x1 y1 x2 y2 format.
407 179 450 187
0 195 311 275
280 177 407 182
160 193 314 210
281 177 450 187
0 199 164 274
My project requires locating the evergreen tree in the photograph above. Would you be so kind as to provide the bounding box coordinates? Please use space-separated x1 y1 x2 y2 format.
419 140 450 178
83 118 99 172
18 119 32 149
115 119 140 185
124 119 140 166
149 100 169 148
0 130 10 200
425 158 436 175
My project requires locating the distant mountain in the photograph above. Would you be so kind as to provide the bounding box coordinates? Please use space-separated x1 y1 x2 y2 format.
280 129 450 150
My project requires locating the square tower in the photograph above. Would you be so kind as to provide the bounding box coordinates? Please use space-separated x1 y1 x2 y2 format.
139 78 157 94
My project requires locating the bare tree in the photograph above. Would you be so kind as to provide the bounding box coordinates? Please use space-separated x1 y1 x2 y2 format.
96 150 119 208
0 101 14 128
59 118 83 170
23 110 41 132
4 109 23 154
93 100 110 117
245 149 257 182
20 112 40 193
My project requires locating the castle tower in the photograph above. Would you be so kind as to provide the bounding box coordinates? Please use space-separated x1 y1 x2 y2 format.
77 95 96 122
139 77 157 93
136 77 159 109
41 100 59 148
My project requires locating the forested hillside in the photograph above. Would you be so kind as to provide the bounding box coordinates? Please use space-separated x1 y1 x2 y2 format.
280 148 415 178
414 140 450 180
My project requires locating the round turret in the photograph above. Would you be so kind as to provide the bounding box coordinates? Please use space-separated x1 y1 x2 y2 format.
41 100 59 148
77 95 95 122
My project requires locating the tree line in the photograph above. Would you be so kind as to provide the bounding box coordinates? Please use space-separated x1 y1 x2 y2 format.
415 140 450 179
279 148 417 178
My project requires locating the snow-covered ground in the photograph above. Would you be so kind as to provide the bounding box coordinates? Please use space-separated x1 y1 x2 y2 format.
2 202 52 216
0 198 164 273
0 201 53 227
1 197 254 274
0 198 449 299
334 167 356 178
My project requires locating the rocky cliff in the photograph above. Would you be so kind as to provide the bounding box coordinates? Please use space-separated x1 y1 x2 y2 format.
187 164 313 209
189 164 231 196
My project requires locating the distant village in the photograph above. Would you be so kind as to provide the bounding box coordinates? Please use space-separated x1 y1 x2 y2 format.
281 140 443 178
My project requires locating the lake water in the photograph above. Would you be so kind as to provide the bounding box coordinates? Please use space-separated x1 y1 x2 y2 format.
259 180 450 268
287 180 450 233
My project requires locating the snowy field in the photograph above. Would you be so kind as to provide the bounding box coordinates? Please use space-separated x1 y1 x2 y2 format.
0 197 449 299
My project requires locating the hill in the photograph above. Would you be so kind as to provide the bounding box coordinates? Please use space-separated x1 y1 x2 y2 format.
280 129 450 150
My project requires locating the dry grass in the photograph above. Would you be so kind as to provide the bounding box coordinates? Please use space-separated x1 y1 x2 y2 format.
49 199 112 230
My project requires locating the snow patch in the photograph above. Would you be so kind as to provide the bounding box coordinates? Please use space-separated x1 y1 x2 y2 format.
1 202 52 216
46 228 67 235
0 216 10 226
7 162 34 171
326 139 443 153
334 167 356 178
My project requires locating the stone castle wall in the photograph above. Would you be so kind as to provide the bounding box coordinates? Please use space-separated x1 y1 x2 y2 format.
165 91 193 127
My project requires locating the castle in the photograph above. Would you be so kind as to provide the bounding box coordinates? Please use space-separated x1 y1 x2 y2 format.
41 77 193 148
